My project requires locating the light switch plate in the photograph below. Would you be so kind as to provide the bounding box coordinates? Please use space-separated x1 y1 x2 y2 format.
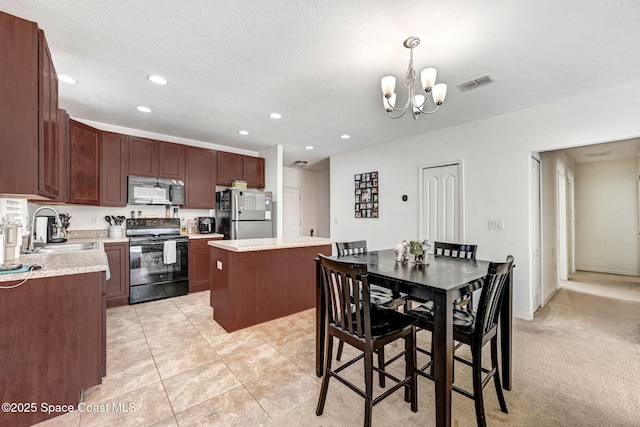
488 219 504 230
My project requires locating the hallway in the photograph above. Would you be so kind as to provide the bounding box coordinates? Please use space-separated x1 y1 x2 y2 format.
561 270 640 303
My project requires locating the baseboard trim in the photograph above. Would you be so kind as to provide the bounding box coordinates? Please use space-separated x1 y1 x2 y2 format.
574 267 640 277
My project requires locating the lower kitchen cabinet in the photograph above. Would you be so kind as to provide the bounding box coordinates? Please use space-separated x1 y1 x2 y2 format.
104 241 129 308
0 271 105 426
188 237 222 293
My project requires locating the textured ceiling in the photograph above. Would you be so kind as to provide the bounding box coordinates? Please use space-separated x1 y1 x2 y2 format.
2 1 640 170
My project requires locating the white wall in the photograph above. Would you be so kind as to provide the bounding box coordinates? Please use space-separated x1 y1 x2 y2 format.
283 166 330 238
261 145 283 237
540 150 575 305
574 158 639 275
330 80 640 320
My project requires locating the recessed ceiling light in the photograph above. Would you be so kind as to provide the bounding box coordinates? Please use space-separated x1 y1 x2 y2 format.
136 106 152 113
238 130 249 135
148 75 168 85
269 112 282 119
305 145 314 150
58 74 77 84
340 134 351 139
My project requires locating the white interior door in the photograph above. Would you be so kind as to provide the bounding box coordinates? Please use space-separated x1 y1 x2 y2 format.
532 157 542 310
283 187 301 237
557 171 569 281
422 164 461 243
567 178 575 274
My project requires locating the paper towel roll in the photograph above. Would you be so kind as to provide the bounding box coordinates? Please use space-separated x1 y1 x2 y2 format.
36 217 48 243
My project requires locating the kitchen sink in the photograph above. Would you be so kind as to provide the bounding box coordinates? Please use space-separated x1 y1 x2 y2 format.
32 242 99 254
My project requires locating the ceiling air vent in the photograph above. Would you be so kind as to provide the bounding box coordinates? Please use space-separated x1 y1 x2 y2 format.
584 151 611 158
457 74 495 92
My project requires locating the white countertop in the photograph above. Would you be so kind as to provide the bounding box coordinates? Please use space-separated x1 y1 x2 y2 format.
208 236 333 252
188 233 224 239
0 251 107 283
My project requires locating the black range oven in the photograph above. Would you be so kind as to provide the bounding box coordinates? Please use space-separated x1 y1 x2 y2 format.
126 218 188 304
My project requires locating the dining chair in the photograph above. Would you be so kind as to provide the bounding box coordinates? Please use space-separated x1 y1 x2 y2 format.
408 255 514 427
335 240 410 387
316 254 418 427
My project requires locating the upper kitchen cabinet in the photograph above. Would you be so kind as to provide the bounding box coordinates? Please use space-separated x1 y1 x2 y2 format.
129 137 185 180
217 152 265 188
69 120 101 205
216 152 243 186
128 136 158 177
158 141 185 180
101 132 129 207
184 146 217 209
243 155 265 188
0 12 60 199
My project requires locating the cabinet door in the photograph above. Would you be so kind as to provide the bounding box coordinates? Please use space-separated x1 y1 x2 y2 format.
101 132 129 207
37 30 60 199
185 146 217 209
69 120 101 205
0 13 39 196
188 238 221 292
53 109 69 203
243 156 265 188
216 151 243 186
158 141 185 180
104 242 129 308
128 136 158 177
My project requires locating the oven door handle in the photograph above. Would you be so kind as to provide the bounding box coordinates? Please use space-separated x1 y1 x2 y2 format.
130 239 188 246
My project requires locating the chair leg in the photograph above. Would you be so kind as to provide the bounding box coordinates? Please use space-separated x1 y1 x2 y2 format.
377 347 386 387
471 347 487 427
405 328 418 412
336 340 344 361
491 336 508 413
315 335 333 416
364 348 374 427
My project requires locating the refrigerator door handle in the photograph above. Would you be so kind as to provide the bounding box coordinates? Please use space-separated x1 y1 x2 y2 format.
234 192 240 239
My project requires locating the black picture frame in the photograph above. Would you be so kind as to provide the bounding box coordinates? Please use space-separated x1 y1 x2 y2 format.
355 171 379 218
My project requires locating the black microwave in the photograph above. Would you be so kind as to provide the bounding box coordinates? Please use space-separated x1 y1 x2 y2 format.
127 176 184 205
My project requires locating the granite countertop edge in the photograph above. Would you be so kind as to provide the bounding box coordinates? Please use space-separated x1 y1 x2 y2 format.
208 237 333 252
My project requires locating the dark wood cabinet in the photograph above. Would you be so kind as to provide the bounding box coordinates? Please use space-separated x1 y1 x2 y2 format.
101 132 129 206
0 271 104 426
128 136 158 177
53 109 69 203
129 138 185 180
158 141 185 179
0 12 60 199
104 242 130 308
69 120 101 205
185 146 217 208
189 237 222 293
217 151 244 186
38 29 60 199
243 155 265 188
217 152 265 188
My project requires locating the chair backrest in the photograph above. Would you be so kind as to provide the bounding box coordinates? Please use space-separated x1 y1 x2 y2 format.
335 240 367 257
434 241 477 260
474 256 514 339
318 254 372 340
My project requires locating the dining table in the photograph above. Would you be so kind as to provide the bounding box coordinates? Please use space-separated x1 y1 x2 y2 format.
315 249 513 427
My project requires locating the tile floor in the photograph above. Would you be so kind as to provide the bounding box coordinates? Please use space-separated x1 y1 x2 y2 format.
34 291 324 427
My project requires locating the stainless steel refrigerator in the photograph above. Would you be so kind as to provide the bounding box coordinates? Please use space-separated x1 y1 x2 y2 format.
216 189 273 239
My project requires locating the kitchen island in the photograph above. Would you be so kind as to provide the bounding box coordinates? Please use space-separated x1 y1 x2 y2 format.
0 251 107 426
208 236 332 332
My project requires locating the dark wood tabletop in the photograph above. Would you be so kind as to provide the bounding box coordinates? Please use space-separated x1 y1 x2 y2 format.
315 249 513 427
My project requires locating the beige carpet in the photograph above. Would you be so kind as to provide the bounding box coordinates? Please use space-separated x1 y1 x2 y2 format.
266 272 640 426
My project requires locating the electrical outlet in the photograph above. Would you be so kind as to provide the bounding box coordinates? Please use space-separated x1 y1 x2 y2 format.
90 216 98 226
488 219 504 230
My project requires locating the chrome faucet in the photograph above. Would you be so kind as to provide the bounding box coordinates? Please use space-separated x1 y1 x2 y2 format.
28 206 61 253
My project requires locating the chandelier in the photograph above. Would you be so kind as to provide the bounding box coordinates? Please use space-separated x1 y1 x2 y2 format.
380 37 447 120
